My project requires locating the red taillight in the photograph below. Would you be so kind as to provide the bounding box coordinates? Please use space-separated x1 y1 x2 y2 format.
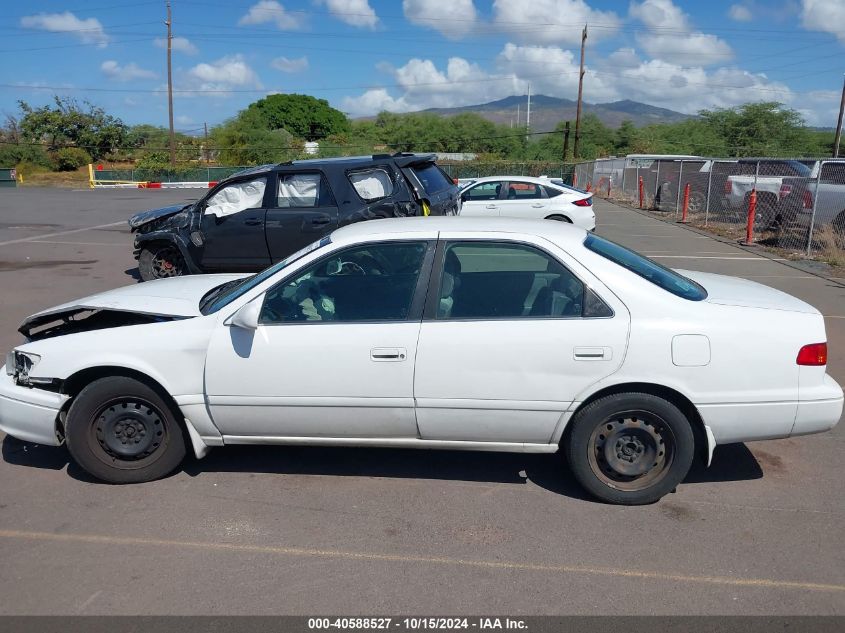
779 184 792 199
573 197 592 207
797 342 827 366
802 190 813 210
724 180 732 194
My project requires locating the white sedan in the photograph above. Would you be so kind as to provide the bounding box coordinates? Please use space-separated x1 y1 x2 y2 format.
1 218 841 504
459 176 595 230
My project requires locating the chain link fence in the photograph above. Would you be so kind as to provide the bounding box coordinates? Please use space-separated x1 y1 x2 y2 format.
575 156 845 267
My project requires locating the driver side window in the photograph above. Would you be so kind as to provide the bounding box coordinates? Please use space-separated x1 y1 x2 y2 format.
204 178 267 217
261 241 429 324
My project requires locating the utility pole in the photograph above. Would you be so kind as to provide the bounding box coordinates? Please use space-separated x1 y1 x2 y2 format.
573 24 587 160
165 0 176 167
834 74 845 158
516 103 520 128
204 122 209 165
563 121 571 161
526 83 531 134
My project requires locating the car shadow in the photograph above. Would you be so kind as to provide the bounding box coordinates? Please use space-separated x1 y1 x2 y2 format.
2 435 763 496
124 267 142 282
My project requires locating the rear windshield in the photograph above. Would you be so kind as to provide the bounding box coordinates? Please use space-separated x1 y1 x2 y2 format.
412 163 453 193
584 234 707 301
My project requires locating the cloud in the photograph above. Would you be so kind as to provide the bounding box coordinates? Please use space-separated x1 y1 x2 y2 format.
341 42 794 118
185 54 262 96
492 0 621 45
154 36 198 55
403 0 478 39
271 56 309 72
101 60 157 81
20 11 108 47
728 4 753 21
316 0 379 29
801 0 845 44
629 0 733 65
239 0 306 30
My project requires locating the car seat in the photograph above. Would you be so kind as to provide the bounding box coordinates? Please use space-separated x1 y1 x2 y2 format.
507 186 518 199
439 249 462 318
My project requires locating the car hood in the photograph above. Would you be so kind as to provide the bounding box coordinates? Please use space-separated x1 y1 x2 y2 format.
19 274 248 336
678 270 818 314
128 203 192 230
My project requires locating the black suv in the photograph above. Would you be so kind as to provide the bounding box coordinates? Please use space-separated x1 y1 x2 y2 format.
129 153 459 280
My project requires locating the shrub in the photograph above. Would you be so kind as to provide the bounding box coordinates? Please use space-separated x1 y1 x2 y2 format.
52 147 92 171
0 143 51 169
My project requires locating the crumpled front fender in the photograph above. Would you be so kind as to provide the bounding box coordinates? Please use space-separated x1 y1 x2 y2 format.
133 230 203 274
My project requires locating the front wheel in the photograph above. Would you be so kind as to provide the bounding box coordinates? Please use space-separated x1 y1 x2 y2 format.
65 377 187 484
138 243 187 281
565 393 695 505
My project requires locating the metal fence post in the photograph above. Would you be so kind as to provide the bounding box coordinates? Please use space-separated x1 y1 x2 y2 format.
675 160 685 216
653 161 661 210
704 161 713 226
621 162 627 199
635 164 639 203
806 161 824 256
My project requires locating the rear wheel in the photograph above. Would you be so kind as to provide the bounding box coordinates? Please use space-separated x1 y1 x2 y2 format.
545 214 572 223
138 243 187 281
565 393 695 505
65 376 187 484
687 191 706 213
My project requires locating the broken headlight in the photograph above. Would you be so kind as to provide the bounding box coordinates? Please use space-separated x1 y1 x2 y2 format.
5 350 41 385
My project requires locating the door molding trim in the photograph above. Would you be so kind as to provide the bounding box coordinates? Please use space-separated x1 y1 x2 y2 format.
221 435 559 453
207 396 414 408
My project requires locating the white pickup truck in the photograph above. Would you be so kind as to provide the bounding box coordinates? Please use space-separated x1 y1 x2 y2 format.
779 160 845 233
723 159 814 225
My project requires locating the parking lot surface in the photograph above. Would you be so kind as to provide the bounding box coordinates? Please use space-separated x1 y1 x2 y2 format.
0 188 843 615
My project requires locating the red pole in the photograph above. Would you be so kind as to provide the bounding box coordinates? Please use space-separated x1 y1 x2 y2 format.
678 183 690 223
586 181 592 192
607 177 612 198
743 189 757 245
638 176 644 209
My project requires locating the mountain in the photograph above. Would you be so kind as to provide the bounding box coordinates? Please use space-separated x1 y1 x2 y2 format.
413 95 692 132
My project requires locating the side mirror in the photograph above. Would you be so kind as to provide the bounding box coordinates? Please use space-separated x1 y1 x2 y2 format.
460 194 467 203
227 298 262 330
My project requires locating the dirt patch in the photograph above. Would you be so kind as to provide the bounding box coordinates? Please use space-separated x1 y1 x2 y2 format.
660 501 698 522
0 259 98 271
751 449 787 476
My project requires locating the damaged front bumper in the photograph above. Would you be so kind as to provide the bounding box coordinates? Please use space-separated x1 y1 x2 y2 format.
0 368 68 446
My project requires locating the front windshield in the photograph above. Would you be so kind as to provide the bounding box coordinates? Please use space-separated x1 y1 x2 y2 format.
200 236 332 314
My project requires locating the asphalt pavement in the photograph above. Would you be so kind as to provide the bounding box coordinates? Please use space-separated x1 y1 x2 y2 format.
0 187 843 615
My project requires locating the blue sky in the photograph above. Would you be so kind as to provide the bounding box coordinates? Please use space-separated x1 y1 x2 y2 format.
2 0 844 133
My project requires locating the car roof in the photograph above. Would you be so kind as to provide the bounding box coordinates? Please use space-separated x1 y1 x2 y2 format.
462 176 556 185
330 216 588 249
281 153 437 168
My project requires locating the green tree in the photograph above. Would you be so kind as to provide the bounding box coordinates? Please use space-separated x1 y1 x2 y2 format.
247 94 349 141
18 96 127 160
210 108 301 165
698 102 810 157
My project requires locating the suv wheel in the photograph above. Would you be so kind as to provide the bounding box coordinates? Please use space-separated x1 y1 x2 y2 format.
138 244 187 281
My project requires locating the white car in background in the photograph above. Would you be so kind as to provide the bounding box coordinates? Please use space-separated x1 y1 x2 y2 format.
1 218 841 504
458 176 595 230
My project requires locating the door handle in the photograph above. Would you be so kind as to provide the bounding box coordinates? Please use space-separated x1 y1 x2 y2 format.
486 204 497 209
531 203 544 208
243 218 263 226
311 217 332 225
370 347 407 362
574 347 612 361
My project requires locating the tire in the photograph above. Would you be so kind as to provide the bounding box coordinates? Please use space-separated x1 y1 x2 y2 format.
687 191 706 213
833 212 845 248
545 214 572 223
565 393 695 505
65 376 187 484
138 243 187 282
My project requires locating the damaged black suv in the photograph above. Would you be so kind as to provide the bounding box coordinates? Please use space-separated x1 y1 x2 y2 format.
129 153 459 281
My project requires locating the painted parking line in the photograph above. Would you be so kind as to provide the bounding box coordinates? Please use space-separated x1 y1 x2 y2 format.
28 240 127 246
0 529 842 594
0 221 124 247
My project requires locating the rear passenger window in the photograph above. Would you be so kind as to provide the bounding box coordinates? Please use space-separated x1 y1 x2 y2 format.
543 185 564 198
505 182 543 199
412 163 452 193
277 173 336 208
437 242 590 319
349 169 394 201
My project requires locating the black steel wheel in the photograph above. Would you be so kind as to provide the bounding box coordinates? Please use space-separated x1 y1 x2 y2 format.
138 244 187 281
687 191 706 214
65 376 187 484
565 392 695 505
